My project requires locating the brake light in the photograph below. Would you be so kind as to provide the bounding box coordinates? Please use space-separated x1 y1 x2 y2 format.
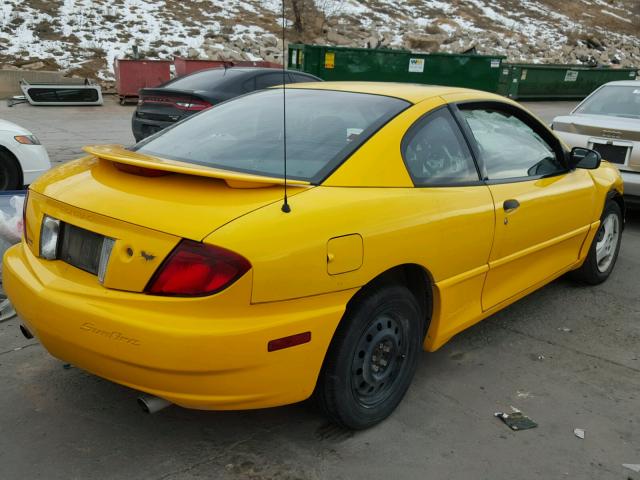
175 99 212 111
113 162 171 177
22 190 29 241
139 95 212 111
145 240 251 296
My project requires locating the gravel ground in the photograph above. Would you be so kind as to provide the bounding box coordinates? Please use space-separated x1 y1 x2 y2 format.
0 97 638 480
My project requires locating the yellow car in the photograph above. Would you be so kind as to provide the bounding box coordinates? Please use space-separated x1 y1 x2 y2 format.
4 83 624 429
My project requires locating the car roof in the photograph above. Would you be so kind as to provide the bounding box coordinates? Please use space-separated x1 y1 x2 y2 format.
600 80 640 87
206 67 316 76
162 67 320 90
283 81 501 104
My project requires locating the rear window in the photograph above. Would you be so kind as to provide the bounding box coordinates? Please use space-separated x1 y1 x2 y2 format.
164 69 242 90
134 89 410 183
575 85 640 119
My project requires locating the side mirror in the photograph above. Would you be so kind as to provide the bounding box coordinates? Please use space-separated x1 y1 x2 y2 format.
568 147 601 170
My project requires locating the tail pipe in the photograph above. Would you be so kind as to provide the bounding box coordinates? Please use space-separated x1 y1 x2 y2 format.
19 324 33 339
137 394 172 414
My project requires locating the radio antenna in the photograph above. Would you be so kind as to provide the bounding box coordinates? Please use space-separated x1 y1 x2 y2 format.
280 0 291 213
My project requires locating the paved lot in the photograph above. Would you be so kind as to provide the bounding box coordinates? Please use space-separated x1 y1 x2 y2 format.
0 96 136 165
1 98 639 480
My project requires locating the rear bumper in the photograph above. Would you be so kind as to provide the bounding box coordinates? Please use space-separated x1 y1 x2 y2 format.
555 131 640 197
4 242 352 410
620 169 640 198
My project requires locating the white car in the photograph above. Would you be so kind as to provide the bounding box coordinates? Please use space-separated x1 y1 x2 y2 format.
0 118 51 190
551 80 640 204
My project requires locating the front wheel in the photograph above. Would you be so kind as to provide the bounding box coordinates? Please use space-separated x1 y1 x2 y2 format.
315 284 424 429
573 199 622 285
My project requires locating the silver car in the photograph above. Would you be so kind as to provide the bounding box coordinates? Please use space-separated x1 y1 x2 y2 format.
552 80 640 203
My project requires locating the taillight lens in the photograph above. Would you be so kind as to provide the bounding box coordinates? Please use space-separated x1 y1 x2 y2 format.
113 162 171 177
174 99 212 111
139 95 212 112
145 240 251 296
22 190 29 241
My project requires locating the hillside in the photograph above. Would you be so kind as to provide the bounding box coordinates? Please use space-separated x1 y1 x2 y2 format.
0 0 638 83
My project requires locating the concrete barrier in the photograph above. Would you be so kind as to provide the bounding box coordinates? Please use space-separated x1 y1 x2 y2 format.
0 70 79 99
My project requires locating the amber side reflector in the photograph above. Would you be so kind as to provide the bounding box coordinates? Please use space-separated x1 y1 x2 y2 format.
268 332 311 352
113 162 171 177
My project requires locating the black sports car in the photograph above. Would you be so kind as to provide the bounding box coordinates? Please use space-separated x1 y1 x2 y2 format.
131 67 321 141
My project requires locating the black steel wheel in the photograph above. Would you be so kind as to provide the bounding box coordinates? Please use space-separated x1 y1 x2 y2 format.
0 150 21 191
315 284 425 429
351 311 408 408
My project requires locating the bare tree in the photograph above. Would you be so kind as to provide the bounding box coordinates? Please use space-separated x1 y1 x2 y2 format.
285 0 308 34
284 0 345 39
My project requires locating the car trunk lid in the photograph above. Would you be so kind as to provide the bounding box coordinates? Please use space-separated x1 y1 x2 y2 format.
30 145 309 242
553 114 640 142
24 189 181 293
136 87 212 123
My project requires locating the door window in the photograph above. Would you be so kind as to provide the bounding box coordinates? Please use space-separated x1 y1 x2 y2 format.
460 108 564 180
401 108 479 186
290 73 316 83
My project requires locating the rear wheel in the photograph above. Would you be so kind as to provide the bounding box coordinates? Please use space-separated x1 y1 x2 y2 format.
315 284 424 429
573 200 622 284
0 151 21 191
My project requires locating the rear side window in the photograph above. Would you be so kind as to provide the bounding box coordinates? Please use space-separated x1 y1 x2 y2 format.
460 108 563 180
165 69 241 90
401 108 479 186
255 73 287 89
290 73 317 83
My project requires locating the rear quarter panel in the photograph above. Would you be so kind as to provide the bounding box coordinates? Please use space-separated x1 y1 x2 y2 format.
204 185 495 305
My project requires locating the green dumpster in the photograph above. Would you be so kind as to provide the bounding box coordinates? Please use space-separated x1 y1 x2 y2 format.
497 63 638 100
288 44 505 93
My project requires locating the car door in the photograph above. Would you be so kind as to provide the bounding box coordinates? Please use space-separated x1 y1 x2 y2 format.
453 101 596 311
400 106 495 344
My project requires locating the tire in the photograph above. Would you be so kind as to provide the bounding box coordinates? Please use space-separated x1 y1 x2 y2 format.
0 150 21 191
315 284 424 429
573 200 622 285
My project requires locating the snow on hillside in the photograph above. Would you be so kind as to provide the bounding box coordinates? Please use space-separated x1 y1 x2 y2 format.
0 0 638 81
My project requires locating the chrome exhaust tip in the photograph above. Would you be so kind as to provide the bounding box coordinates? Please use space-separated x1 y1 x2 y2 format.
137 394 172 414
19 324 33 339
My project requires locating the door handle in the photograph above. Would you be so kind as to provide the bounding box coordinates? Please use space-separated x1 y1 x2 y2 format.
503 199 520 212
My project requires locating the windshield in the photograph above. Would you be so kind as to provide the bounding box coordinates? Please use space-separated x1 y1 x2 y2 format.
134 89 410 182
575 85 640 119
164 68 242 90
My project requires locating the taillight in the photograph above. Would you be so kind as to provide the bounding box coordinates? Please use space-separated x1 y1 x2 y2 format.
174 99 212 111
145 240 251 296
113 162 171 177
139 95 212 112
22 190 29 241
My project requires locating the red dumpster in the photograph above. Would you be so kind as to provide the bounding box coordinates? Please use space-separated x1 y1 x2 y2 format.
174 57 234 77
114 59 171 104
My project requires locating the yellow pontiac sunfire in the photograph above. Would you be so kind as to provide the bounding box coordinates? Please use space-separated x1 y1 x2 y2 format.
5 82 624 429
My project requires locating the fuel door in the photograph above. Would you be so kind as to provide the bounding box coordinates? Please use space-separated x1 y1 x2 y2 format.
327 234 363 275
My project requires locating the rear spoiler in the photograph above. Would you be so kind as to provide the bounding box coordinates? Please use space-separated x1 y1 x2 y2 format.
83 145 310 189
